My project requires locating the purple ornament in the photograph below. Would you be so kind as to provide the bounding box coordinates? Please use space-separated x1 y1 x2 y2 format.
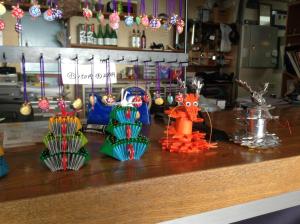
170 14 178 26
15 22 22 33
149 18 161 29
53 8 63 20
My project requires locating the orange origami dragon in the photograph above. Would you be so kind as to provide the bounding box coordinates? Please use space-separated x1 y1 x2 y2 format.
161 93 217 153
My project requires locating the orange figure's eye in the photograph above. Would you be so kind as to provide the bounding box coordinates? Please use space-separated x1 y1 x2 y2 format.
186 102 191 107
193 102 198 107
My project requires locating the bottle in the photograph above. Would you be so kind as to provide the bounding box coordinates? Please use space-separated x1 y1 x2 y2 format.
111 29 118 46
78 24 87 45
136 30 141 48
141 30 146 49
92 24 98 45
130 29 136 48
97 25 104 46
104 24 111 46
86 24 94 45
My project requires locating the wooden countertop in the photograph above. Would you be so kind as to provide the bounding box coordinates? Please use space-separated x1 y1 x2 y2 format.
1 106 300 223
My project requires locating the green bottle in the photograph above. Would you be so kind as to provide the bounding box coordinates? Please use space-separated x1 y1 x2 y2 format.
97 25 104 46
92 24 98 45
111 29 118 46
104 24 111 46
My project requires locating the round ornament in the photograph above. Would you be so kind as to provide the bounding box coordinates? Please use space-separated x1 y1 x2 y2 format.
176 19 184 34
132 95 143 108
15 22 22 33
154 97 164 106
125 15 134 27
72 98 83 110
0 3 6 16
135 16 141 25
143 94 150 103
141 15 149 27
29 4 41 18
52 8 63 20
170 14 178 26
96 12 105 25
136 111 140 120
102 95 115 106
20 102 32 116
0 20 5 31
109 11 120 30
38 98 50 111
43 9 55 21
89 94 97 109
175 93 184 104
167 94 174 104
83 7 93 20
149 18 161 29
11 5 24 19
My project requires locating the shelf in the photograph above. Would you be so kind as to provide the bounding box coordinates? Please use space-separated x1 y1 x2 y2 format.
70 44 184 53
1 106 300 223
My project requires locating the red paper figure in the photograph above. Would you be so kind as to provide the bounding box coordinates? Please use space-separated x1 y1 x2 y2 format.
161 94 217 153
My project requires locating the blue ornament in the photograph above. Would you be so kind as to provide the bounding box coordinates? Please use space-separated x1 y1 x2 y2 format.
43 9 55 21
29 5 41 18
125 16 134 27
170 14 178 26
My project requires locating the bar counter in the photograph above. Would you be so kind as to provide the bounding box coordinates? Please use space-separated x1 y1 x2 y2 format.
1 106 300 224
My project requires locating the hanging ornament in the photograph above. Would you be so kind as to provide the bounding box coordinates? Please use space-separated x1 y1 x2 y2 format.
143 62 150 104
167 67 174 104
57 54 64 101
132 96 143 108
154 62 164 106
0 20 5 31
124 0 134 27
11 4 24 19
154 93 164 106
170 14 178 26
43 8 55 21
38 55 50 112
139 0 148 27
0 2 6 16
167 94 174 104
102 59 116 105
20 54 32 116
72 56 83 111
135 16 141 25
15 20 22 33
141 15 149 27
176 0 185 34
109 0 120 30
83 7 93 21
52 8 63 20
29 2 42 18
175 92 184 104
150 0 161 30
89 57 97 110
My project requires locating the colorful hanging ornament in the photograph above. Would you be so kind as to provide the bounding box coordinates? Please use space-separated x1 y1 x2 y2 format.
170 14 178 26
175 92 184 105
89 57 97 110
150 0 161 30
57 55 64 101
0 20 5 31
72 56 83 111
11 4 24 19
124 0 134 27
135 16 141 25
141 15 149 27
109 0 120 30
102 59 116 106
143 62 150 104
52 8 63 20
83 7 93 21
176 0 185 34
154 62 164 106
167 68 174 104
15 20 22 33
139 0 149 27
44 8 55 21
20 54 32 116
38 55 50 112
96 0 105 25
0 2 6 16
29 1 42 18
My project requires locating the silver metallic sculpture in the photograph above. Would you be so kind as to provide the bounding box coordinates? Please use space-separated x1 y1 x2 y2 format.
233 80 280 149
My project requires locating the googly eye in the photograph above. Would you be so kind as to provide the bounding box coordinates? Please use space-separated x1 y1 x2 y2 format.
185 102 191 107
193 102 199 107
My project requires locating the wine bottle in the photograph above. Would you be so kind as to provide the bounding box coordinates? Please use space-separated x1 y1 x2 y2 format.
136 30 141 48
92 24 98 45
86 24 94 45
131 29 136 48
104 24 111 46
111 29 118 46
141 30 146 49
97 25 104 46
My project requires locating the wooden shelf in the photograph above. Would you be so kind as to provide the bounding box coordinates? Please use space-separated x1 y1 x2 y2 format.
70 44 184 53
1 107 300 223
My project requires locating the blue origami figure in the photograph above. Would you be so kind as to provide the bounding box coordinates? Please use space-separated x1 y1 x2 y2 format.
0 146 9 178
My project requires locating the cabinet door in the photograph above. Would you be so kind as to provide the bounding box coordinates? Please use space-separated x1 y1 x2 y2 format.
249 25 278 68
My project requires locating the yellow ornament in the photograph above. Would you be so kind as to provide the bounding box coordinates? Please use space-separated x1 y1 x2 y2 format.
155 97 164 106
0 3 6 16
0 146 4 156
136 111 140 120
72 98 83 110
20 103 32 116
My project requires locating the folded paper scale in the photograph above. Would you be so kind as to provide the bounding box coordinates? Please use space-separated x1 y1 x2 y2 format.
0 147 8 177
100 106 149 161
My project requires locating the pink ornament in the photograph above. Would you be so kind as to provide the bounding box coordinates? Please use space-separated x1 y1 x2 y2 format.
176 25 184 34
11 5 24 19
141 15 149 27
176 19 184 34
109 11 120 30
149 18 161 30
132 96 143 108
143 94 150 103
0 20 5 31
83 7 93 21
175 93 184 104
38 98 50 111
